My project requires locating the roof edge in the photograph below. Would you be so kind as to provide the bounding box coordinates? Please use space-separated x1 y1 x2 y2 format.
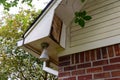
22 0 54 38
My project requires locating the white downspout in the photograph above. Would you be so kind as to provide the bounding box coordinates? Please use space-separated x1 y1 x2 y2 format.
43 61 58 76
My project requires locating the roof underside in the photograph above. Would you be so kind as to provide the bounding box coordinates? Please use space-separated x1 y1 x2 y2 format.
18 0 84 65
55 0 83 26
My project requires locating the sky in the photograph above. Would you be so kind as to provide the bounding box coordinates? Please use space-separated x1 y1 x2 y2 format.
0 0 50 18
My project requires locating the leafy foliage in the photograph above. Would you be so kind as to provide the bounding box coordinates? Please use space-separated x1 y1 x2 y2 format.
0 0 32 10
74 0 92 28
0 9 57 80
0 0 91 28
74 11 92 27
81 0 86 3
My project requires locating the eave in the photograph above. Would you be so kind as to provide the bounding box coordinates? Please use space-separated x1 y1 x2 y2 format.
17 0 85 65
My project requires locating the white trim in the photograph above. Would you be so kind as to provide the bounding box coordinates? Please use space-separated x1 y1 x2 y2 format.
60 23 67 48
24 0 62 38
24 0 55 38
43 61 58 76
17 0 63 47
58 35 120 56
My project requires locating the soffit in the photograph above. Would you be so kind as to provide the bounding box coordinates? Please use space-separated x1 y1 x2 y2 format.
55 0 84 26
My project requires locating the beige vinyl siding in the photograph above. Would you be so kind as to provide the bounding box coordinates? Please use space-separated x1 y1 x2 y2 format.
84 0 108 9
70 0 120 47
71 0 120 31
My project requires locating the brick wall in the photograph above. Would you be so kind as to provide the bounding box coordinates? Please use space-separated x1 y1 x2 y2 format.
58 44 120 80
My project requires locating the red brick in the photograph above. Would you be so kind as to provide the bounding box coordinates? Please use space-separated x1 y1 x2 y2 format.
108 46 114 57
103 64 120 71
94 72 110 79
114 44 120 56
59 61 70 67
78 75 92 80
85 51 90 62
80 52 85 63
112 70 120 77
90 50 96 61
75 53 80 64
64 65 76 71
96 48 102 60
105 78 120 80
59 55 70 62
58 78 63 80
63 77 76 80
72 69 85 75
110 57 120 63
87 67 102 73
93 60 108 66
102 47 108 58
59 72 70 77
77 63 91 69
59 67 64 72
71 54 75 64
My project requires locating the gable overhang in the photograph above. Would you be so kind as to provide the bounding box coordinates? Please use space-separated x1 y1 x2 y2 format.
18 0 62 65
17 0 84 65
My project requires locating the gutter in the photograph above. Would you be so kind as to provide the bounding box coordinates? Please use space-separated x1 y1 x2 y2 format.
43 61 58 76
18 0 62 76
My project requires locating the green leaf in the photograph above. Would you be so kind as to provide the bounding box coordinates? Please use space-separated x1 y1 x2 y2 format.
78 19 85 27
83 16 92 21
75 12 80 17
81 0 85 3
80 11 86 18
27 3 32 7
74 18 79 23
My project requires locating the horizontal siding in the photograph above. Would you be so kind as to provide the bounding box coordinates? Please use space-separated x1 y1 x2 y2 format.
71 17 120 37
70 0 120 47
71 0 120 31
88 0 120 16
85 0 118 12
85 11 120 27
71 22 120 41
84 0 107 9
71 29 120 47
89 6 120 20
